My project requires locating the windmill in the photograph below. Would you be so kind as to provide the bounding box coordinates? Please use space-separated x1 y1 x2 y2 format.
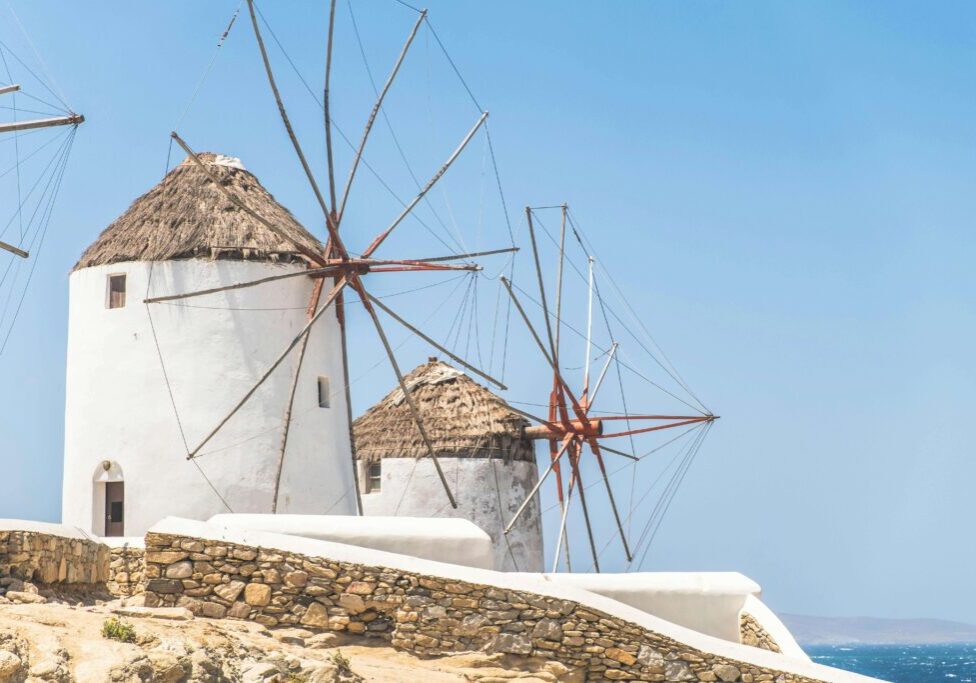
498 205 719 573
142 0 514 510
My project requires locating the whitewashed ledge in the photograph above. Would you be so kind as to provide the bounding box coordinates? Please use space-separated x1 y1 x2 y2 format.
0 518 96 541
208 513 493 569
151 517 884 683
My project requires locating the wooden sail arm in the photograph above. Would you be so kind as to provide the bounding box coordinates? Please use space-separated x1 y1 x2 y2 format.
0 239 28 259
144 264 344 304
364 261 480 273
338 8 428 221
364 291 507 390
409 246 518 263
595 414 717 422
587 437 633 562
246 0 348 258
185 276 351 459
598 415 716 440
565 443 601 573
0 84 21 96
362 111 488 259
143 254 483 305
351 275 458 508
0 112 83 135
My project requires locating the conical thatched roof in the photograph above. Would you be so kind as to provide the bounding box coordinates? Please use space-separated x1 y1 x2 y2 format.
353 359 534 463
74 153 323 270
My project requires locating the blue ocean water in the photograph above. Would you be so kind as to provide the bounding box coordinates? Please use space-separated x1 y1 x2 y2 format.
807 644 976 682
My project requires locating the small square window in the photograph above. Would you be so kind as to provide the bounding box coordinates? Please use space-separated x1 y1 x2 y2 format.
317 376 330 408
367 462 382 492
107 274 126 309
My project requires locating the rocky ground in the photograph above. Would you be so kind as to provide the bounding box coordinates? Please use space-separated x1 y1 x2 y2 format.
0 582 578 682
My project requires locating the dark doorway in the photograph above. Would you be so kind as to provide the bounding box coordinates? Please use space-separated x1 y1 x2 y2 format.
105 481 124 537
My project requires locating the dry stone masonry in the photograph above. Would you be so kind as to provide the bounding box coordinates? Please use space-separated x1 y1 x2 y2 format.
740 612 782 654
144 530 837 683
0 529 108 586
107 544 145 597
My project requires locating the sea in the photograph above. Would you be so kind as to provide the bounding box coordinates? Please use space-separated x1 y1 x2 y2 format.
807 644 976 682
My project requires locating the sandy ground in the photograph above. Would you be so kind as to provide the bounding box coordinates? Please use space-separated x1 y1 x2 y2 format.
0 600 579 682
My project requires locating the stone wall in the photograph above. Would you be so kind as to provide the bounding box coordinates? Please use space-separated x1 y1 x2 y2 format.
107 545 145 597
0 529 108 585
143 529 841 683
740 612 782 653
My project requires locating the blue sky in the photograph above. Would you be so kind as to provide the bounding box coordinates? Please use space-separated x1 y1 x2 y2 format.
1 1 975 623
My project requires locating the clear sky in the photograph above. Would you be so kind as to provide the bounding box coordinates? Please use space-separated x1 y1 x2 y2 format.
1 1 974 624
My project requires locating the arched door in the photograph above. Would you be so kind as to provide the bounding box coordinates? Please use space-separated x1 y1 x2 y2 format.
105 481 124 536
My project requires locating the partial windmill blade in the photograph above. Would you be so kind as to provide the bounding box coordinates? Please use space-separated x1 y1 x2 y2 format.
351 278 458 509
0 112 84 135
365 292 507 390
172 133 327 265
582 255 595 400
587 437 633 562
323 0 339 211
552 204 568 369
186 276 351 459
362 111 488 259
0 240 28 259
246 0 346 254
337 8 427 220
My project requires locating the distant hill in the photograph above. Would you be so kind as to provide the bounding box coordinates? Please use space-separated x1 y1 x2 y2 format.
781 614 976 645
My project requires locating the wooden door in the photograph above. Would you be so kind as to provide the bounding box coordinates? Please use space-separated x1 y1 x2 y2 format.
105 481 124 537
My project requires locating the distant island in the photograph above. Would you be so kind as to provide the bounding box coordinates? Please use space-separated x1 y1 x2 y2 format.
782 614 976 645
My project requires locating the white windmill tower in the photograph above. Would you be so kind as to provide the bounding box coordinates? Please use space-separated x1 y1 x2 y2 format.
352 358 545 572
62 153 358 537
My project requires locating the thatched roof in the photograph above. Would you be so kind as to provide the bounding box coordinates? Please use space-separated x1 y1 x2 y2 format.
74 153 323 270
353 359 534 462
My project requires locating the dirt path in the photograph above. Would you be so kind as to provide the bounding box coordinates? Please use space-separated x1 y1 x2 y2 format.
0 600 578 682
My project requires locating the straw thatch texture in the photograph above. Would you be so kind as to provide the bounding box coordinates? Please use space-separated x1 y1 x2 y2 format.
74 153 323 270
353 359 534 462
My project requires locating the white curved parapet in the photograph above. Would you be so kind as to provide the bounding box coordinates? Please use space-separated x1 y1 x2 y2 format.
542 572 762 645
155 517 884 683
740 593 809 660
207 513 494 570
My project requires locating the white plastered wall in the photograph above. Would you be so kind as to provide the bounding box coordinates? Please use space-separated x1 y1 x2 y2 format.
359 457 544 572
62 260 358 537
